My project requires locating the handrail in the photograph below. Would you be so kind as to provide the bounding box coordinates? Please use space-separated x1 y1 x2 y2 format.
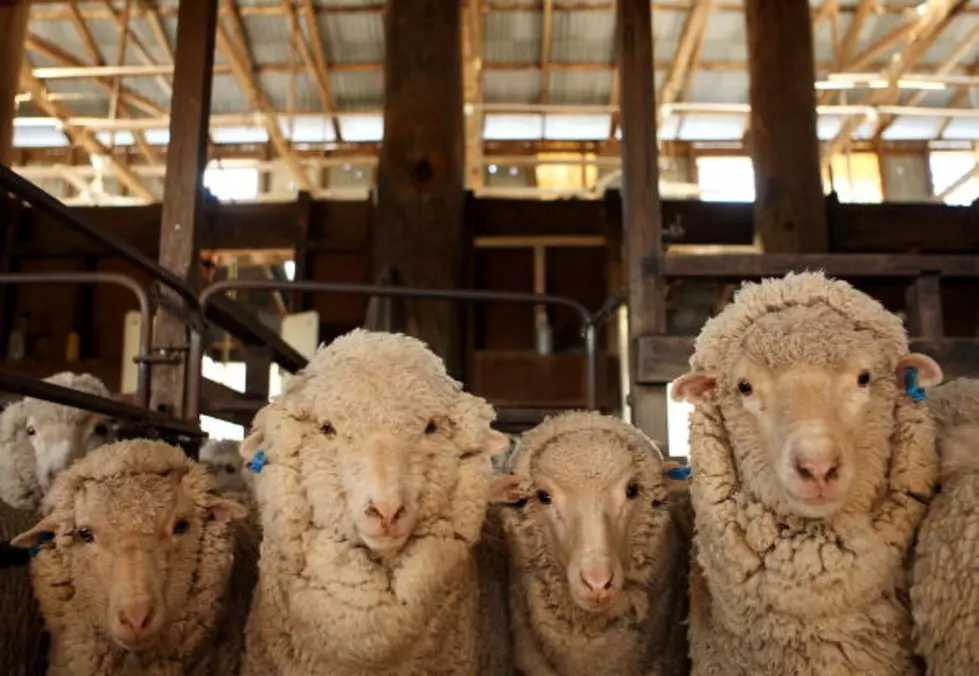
0 272 153 408
187 280 600 420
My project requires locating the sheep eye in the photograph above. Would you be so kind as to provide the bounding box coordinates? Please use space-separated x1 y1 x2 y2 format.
94 423 108 436
172 520 190 535
321 422 336 437
857 371 871 387
26 425 35 437
76 528 94 544
224 464 235 474
737 380 753 396
536 489 552 505
652 499 665 509
625 482 640 499
425 420 438 435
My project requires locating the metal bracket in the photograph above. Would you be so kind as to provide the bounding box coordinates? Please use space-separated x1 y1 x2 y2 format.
134 346 189 365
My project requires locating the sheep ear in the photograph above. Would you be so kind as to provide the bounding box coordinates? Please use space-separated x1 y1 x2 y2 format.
671 372 716 406
205 496 249 523
896 353 943 389
239 428 265 463
663 460 692 491
488 474 524 504
10 516 60 550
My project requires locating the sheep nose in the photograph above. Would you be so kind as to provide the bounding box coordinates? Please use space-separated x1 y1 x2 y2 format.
794 458 840 488
367 499 406 529
118 601 154 632
580 568 614 592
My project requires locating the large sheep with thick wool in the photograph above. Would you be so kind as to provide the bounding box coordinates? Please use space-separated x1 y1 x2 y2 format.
909 377 979 674
238 329 512 675
671 271 942 675
0 371 116 510
10 439 255 676
499 411 691 676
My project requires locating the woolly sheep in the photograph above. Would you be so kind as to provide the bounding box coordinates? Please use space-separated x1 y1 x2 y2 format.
910 377 979 674
671 271 942 675
237 329 512 676
0 500 47 676
498 411 691 676
199 438 251 495
0 371 116 510
11 439 255 676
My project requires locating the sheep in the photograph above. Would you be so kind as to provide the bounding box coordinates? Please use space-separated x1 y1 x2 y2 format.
236 328 513 676
0 371 116 510
498 411 691 676
199 438 251 495
0 500 48 676
909 377 979 675
10 438 255 676
670 271 942 676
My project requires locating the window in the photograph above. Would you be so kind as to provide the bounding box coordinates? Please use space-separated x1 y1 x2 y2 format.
203 166 260 202
929 151 979 206
825 153 883 203
695 156 755 202
666 379 693 459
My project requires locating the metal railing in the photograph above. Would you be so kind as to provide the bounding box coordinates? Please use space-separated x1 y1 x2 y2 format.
187 279 600 420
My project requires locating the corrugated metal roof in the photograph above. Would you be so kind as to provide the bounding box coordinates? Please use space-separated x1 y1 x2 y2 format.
319 11 385 64
484 70 540 104
698 11 747 63
210 74 252 115
550 11 615 64
484 11 541 63
688 70 749 104
241 15 298 67
548 70 613 105
330 71 384 109
259 72 322 113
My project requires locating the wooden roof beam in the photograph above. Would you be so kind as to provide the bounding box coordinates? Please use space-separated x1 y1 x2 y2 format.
539 0 554 104
281 0 342 141
463 0 486 189
838 0 874 67
660 0 713 133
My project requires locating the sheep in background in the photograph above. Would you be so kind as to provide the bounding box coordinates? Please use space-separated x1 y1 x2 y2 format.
238 329 512 675
910 377 979 675
0 371 116 510
671 271 942 675
0 500 47 676
499 411 691 676
199 438 251 495
11 439 256 676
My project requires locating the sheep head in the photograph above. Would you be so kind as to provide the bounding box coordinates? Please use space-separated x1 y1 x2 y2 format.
926 377 979 482
241 329 508 559
12 440 247 653
504 412 683 613
199 438 250 494
672 272 942 520
23 372 117 491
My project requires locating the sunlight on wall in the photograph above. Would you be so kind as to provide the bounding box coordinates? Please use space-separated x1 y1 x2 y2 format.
666 379 693 459
695 156 755 202
929 151 979 206
203 166 260 202
825 153 883 203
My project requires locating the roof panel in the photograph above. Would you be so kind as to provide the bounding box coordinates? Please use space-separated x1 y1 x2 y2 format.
881 116 947 141
688 70 749 104
548 70 613 105
241 15 296 67
319 11 385 64
651 8 685 62
330 71 384 109
210 74 252 114
941 116 979 140
484 70 540 104
550 11 615 64
698 11 747 63
484 11 541 63
259 72 322 113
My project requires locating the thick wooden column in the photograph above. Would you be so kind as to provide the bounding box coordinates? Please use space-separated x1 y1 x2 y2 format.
617 0 667 440
374 0 465 376
153 0 218 417
745 0 828 253
0 2 30 164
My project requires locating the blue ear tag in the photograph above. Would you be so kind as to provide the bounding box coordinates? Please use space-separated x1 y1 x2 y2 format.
904 367 926 402
666 465 692 481
247 450 268 473
28 531 55 559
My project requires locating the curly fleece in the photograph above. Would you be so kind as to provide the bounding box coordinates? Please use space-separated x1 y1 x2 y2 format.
0 371 112 510
239 329 509 676
684 272 937 675
910 378 979 675
500 411 691 676
0 500 48 676
22 439 256 676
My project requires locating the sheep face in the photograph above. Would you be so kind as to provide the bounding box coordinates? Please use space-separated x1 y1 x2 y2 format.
26 409 114 492
673 305 942 519
199 439 249 494
14 469 246 652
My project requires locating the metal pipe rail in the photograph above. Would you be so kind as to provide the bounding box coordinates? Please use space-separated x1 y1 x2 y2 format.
0 272 154 408
186 280 600 420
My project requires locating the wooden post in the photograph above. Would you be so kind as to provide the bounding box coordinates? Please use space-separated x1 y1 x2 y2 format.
0 2 30 164
744 0 828 253
291 190 311 312
374 0 465 376
153 0 218 417
905 274 944 339
617 0 668 440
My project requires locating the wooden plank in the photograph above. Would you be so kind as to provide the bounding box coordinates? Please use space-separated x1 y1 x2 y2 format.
905 274 944 339
153 0 219 418
374 0 466 376
744 0 827 253
292 190 312 311
0 2 30 164
660 253 979 279
617 0 667 438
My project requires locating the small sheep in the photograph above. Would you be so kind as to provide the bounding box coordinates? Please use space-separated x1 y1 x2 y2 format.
199 438 251 495
0 371 116 510
499 411 691 676
910 377 979 674
0 500 48 676
671 271 942 675
237 329 512 675
11 439 255 676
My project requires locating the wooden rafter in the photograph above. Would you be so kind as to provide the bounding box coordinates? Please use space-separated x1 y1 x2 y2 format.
101 0 172 98
660 0 713 131
298 0 342 141
137 0 175 64
463 0 485 189
936 55 979 138
19 66 155 201
280 0 342 140
216 2 314 191
539 0 554 104
839 0 874 67
65 0 104 66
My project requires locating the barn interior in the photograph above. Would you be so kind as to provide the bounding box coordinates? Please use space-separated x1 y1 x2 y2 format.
1 0 978 457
